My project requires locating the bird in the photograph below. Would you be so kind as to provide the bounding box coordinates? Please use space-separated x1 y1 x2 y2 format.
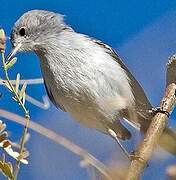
7 10 176 156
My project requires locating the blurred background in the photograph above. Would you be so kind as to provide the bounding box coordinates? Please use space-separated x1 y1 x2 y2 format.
0 0 176 179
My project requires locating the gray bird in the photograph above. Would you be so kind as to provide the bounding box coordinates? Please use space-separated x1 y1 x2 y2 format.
8 10 176 156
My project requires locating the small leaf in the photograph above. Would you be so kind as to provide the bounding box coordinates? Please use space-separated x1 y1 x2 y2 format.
22 92 26 105
24 133 30 143
18 150 29 160
15 73 20 94
5 57 17 70
3 163 13 179
0 29 6 52
0 120 6 133
2 81 13 92
0 132 8 143
0 160 14 179
12 96 18 102
3 145 28 164
0 29 5 40
3 141 11 148
19 82 27 100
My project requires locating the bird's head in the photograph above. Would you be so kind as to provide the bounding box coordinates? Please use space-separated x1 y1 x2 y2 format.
8 10 68 60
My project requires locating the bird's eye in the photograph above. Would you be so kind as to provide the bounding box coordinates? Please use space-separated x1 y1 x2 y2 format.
19 27 26 36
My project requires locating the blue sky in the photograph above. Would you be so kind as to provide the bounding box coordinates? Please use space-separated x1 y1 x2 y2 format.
0 1 176 179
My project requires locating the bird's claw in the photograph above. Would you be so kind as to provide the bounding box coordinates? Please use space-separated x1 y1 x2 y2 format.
130 151 149 167
151 107 170 118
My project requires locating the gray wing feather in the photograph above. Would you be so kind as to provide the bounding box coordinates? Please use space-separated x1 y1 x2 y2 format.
92 39 153 130
92 39 176 154
44 80 66 111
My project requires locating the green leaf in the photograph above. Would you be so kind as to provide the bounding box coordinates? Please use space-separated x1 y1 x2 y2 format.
12 97 17 102
19 82 27 100
2 81 13 92
15 73 20 94
5 57 17 70
0 29 5 40
18 150 29 160
0 29 6 52
22 92 26 105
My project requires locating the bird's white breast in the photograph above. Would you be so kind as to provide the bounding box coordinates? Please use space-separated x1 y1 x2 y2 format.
37 31 134 132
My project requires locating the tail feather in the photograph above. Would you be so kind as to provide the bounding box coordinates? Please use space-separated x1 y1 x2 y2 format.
159 127 176 155
116 52 176 155
109 121 132 140
136 111 176 155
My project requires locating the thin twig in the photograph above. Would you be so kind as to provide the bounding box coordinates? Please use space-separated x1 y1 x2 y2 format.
13 113 30 180
1 50 30 179
0 78 50 109
0 109 112 180
126 83 176 180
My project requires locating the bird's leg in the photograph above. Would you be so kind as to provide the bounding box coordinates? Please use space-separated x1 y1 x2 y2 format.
151 107 170 118
108 129 130 159
129 151 149 167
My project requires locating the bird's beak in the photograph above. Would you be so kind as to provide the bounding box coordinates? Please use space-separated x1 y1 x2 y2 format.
6 43 22 62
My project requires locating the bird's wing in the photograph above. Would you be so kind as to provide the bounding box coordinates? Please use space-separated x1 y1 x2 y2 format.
92 39 153 129
93 40 176 155
44 80 66 111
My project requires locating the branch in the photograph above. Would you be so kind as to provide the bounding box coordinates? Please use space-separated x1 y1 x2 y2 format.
0 29 30 179
0 109 112 180
126 54 176 180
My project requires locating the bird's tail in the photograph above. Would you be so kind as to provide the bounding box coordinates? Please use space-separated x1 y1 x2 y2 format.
134 110 176 155
135 111 176 155
117 53 176 155
159 127 176 155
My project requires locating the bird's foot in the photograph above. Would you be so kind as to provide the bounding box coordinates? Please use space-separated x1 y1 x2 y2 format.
151 107 170 118
130 151 149 167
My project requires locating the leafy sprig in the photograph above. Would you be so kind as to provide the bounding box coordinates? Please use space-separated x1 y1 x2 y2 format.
0 29 30 180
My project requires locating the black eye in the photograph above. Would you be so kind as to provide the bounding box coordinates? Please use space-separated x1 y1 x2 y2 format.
19 27 26 36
